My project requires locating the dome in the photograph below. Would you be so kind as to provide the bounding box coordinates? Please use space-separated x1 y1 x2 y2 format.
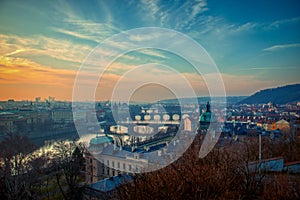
89 135 113 145
199 111 212 123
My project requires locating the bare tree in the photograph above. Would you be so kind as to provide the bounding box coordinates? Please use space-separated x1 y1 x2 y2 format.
114 135 270 200
50 140 86 200
0 132 45 199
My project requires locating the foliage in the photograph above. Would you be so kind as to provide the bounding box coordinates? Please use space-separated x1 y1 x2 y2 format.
113 135 300 200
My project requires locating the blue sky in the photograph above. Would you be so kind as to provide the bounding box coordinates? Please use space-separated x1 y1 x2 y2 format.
0 0 299 101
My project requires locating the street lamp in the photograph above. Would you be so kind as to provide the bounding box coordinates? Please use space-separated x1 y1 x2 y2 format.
258 130 263 174
259 131 262 163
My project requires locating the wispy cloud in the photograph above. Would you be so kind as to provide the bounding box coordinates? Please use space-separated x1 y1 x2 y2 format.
176 0 208 30
140 0 160 21
128 31 165 42
0 57 78 100
4 49 25 56
139 49 166 59
50 1 121 44
187 16 259 43
137 0 208 30
233 22 258 33
263 43 300 52
0 56 76 86
236 66 299 71
0 34 92 68
267 17 300 29
51 21 120 43
52 28 98 43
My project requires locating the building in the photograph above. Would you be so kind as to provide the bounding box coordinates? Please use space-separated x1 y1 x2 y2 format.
83 174 133 199
198 102 213 132
51 108 73 123
0 112 19 133
276 119 290 132
183 117 192 131
86 134 149 184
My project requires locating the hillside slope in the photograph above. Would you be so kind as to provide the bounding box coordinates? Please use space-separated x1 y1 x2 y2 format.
239 84 300 104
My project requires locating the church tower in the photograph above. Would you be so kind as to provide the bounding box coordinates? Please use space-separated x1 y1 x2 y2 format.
197 102 212 133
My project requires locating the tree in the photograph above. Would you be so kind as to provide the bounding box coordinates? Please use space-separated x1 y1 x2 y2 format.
50 140 86 200
0 132 45 199
113 135 269 199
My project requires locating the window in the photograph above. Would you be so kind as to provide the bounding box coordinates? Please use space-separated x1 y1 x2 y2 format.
112 161 115 167
123 163 126 170
107 160 109 166
128 164 132 171
117 162 120 169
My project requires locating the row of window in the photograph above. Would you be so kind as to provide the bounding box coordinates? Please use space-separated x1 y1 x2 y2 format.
106 160 133 171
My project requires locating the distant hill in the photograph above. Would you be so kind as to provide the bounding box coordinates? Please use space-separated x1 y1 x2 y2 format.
239 84 300 105
158 96 247 104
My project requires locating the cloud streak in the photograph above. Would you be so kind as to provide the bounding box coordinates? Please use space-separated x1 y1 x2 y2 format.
267 17 300 29
137 0 208 30
0 56 76 86
235 66 299 71
263 43 300 52
0 34 92 68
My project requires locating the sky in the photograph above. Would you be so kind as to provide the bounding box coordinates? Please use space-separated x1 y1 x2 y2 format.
0 0 299 102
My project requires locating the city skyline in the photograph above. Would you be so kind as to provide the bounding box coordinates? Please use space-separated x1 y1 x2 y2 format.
0 0 300 101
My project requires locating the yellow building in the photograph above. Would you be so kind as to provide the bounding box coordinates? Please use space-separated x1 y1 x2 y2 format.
276 119 290 132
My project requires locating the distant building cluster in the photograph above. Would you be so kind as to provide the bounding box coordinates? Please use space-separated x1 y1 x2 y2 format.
223 102 300 140
85 100 300 187
1 97 299 190
0 97 73 137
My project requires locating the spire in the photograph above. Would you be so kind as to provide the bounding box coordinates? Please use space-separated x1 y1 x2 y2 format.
206 101 211 112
